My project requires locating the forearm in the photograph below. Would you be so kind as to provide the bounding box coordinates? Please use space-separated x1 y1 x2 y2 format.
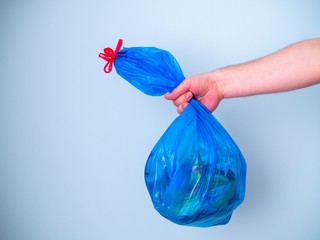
214 38 320 98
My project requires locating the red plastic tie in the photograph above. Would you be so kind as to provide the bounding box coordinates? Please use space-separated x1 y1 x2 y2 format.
99 39 123 73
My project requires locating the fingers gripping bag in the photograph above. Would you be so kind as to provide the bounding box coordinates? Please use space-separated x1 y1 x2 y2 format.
99 39 247 227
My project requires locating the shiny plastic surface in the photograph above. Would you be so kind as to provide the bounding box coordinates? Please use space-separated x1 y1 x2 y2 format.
114 46 246 227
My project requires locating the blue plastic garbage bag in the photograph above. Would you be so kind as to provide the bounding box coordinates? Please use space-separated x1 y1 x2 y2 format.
99 40 247 227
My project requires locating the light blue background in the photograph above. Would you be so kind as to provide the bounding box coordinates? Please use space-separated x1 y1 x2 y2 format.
1 0 320 239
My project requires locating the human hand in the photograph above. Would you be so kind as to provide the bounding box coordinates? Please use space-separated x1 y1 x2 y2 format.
164 72 224 114
166 39 320 114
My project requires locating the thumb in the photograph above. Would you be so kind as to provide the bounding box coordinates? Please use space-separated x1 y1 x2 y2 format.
164 78 191 100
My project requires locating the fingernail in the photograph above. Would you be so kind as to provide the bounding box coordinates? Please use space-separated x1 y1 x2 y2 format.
186 92 192 99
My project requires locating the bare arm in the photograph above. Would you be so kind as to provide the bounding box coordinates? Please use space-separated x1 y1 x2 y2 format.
217 38 320 98
165 38 320 113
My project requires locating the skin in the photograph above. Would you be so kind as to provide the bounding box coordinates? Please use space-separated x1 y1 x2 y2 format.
164 38 320 114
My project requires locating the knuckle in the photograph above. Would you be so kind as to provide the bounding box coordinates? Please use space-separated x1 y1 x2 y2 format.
186 91 192 99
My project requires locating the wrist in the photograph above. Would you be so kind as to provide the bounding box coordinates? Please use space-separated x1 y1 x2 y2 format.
211 69 227 100
212 63 249 99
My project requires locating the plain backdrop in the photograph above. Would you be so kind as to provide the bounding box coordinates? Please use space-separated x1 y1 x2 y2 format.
1 0 320 240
